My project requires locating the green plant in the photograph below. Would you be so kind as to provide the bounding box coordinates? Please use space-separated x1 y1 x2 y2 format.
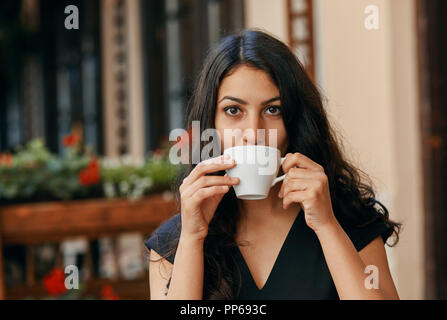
0 135 181 204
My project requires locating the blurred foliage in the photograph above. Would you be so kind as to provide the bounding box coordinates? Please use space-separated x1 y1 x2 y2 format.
0 136 181 204
101 153 180 201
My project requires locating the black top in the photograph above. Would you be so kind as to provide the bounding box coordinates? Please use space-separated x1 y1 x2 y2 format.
144 209 394 299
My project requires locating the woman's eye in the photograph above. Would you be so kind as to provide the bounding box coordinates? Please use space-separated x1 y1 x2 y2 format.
266 106 281 115
224 106 241 116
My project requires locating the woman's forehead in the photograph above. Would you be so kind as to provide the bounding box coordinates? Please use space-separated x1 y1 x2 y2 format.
218 66 279 101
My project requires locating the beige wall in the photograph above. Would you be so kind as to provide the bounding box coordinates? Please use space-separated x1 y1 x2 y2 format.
388 0 425 299
244 0 289 43
246 0 425 299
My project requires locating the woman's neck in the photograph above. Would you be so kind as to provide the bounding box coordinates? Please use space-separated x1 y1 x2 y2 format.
237 183 300 227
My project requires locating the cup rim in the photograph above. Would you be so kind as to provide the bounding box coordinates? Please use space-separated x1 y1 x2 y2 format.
223 145 281 154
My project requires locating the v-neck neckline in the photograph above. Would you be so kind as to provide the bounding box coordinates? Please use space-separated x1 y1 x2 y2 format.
235 209 302 292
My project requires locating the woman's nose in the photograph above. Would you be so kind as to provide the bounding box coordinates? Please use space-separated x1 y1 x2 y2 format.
242 115 265 145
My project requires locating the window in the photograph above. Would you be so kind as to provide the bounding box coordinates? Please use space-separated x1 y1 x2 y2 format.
0 0 103 154
140 0 245 152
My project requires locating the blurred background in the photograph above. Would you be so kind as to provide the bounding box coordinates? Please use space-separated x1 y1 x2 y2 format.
0 0 445 300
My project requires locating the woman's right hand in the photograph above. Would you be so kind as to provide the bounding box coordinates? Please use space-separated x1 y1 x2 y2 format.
179 154 239 241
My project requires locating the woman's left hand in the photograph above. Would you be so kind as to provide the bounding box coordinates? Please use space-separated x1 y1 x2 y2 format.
278 152 337 233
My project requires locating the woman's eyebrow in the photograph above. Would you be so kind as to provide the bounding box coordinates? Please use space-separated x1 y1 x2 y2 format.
218 96 281 105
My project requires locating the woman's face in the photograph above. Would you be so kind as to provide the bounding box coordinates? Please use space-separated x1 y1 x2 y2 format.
215 65 288 155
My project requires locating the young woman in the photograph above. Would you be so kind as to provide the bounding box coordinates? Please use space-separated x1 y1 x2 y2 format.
145 29 401 300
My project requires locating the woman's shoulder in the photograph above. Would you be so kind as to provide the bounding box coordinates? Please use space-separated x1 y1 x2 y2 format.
154 213 182 235
339 216 394 252
144 213 182 263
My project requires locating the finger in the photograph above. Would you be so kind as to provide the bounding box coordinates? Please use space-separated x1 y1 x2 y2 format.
279 167 322 195
279 178 313 198
183 175 239 198
199 154 234 166
282 190 310 210
189 185 230 207
185 155 236 185
284 167 320 179
282 153 324 173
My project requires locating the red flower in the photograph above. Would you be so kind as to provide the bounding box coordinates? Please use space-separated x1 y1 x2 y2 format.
43 268 67 296
63 133 80 147
101 284 120 300
78 158 101 186
0 153 13 167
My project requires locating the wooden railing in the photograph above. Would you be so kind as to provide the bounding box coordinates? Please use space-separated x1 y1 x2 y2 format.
0 192 178 300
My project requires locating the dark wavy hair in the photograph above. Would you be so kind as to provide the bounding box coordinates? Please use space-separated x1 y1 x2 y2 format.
152 28 401 299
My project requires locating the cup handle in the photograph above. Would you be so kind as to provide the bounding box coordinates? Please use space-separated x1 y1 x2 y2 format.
271 157 286 186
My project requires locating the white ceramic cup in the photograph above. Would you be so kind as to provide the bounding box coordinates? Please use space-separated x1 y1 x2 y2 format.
223 145 286 200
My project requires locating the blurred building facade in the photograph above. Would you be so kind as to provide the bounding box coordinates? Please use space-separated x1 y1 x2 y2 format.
0 0 244 157
1 0 446 299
